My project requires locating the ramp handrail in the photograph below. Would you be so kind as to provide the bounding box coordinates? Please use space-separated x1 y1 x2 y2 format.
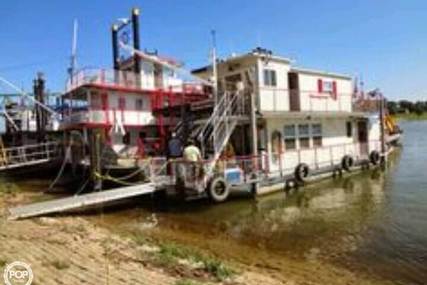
198 91 240 158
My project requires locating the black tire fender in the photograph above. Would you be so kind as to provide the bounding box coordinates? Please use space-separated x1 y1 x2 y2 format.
369 150 381 165
294 163 310 183
207 176 230 203
341 155 354 172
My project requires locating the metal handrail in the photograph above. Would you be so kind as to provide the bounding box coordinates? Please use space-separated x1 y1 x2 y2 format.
197 92 229 142
1 141 61 167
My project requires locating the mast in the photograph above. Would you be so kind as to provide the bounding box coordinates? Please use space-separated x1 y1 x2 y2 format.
211 30 218 104
68 19 78 83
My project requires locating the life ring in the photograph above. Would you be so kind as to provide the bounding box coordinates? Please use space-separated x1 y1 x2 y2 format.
369 150 381 165
207 176 230 203
341 155 354 172
294 163 310 183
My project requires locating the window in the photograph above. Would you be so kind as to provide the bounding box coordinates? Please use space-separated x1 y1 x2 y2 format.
312 123 323 147
283 125 296 150
323 81 333 93
298 124 310 149
318 79 338 99
90 92 101 109
135 98 144 111
263 69 277 87
118 97 126 109
346 121 353 138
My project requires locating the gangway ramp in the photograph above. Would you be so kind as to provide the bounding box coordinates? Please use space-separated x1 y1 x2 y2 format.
8 183 156 220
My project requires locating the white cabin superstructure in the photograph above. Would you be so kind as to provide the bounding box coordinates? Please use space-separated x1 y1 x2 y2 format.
192 48 383 181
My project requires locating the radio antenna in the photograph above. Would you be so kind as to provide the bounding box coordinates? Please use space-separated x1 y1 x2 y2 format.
68 19 78 82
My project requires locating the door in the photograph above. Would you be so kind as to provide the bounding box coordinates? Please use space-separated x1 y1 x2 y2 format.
357 121 368 155
101 93 109 124
288 72 300 111
154 63 163 89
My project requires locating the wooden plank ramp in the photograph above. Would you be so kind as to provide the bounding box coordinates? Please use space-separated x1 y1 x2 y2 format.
8 183 156 220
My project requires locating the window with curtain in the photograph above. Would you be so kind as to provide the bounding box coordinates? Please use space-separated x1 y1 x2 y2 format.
312 123 323 147
284 125 296 150
298 124 310 149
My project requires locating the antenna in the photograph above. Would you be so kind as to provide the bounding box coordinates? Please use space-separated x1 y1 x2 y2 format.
211 29 218 104
69 19 78 82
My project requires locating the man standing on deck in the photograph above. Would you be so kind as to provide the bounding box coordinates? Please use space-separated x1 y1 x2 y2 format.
167 132 183 159
167 132 183 176
183 139 201 162
183 139 203 182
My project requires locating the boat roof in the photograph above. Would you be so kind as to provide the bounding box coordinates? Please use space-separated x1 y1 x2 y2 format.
290 67 352 80
192 48 291 74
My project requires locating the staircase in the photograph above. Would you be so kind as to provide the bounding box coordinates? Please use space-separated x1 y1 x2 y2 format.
197 91 240 167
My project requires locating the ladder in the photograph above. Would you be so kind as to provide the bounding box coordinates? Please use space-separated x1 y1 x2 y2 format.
198 91 240 170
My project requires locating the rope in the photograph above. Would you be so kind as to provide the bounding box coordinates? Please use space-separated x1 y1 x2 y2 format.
74 178 90 196
92 157 169 187
46 145 72 192
93 171 142 187
107 158 152 181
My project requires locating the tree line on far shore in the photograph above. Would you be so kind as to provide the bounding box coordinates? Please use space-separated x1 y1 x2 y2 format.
387 100 427 116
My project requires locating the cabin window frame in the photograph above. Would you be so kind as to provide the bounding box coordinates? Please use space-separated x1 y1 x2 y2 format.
263 69 277 87
283 125 296 150
298 124 310 149
312 123 323 147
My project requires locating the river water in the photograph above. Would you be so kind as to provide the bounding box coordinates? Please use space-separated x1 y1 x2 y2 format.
5 120 427 284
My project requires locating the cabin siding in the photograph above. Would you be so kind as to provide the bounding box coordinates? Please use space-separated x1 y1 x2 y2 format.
296 72 353 112
265 117 363 175
256 58 291 112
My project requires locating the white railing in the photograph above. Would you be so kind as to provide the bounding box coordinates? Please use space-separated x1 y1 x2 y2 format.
267 140 381 177
138 140 381 191
302 92 353 113
0 141 61 169
66 68 207 94
60 109 156 128
259 87 354 113
66 69 142 92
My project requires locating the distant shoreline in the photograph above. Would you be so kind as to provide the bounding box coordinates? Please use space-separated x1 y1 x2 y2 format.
394 113 427 121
